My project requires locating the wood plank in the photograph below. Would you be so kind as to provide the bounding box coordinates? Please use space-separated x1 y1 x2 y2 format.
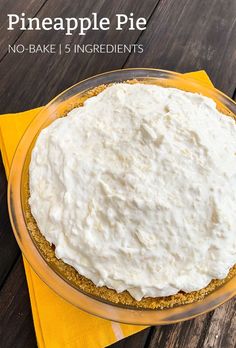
147 314 210 348
203 299 236 348
0 256 37 348
0 155 20 289
0 0 159 114
125 0 236 97
0 0 47 60
147 299 236 348
108 328 151 348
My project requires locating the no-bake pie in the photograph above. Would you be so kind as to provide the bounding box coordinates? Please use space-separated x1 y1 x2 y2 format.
26 82 236 309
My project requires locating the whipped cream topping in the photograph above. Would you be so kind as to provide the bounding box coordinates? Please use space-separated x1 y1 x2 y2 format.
29 83 236 300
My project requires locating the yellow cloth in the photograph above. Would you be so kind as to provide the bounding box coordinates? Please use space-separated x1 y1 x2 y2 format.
0 71 213 348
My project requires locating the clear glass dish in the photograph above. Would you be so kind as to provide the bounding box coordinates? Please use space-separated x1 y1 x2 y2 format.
8 68 236 325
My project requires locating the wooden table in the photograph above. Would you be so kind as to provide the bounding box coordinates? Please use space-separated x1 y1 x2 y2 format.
0 0 236 347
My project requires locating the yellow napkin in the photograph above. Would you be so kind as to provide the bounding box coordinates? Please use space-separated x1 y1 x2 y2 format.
0 71 213 348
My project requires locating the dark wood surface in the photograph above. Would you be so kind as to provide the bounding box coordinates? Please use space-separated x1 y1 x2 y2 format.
0 0 236 347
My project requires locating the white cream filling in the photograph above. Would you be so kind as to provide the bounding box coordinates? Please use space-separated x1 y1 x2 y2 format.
29 83 236 300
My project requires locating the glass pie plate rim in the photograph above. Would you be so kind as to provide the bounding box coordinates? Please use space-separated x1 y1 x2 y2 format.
8 68 236 325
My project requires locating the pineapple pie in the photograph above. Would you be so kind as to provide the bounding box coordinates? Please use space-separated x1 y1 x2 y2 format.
29 83 236 303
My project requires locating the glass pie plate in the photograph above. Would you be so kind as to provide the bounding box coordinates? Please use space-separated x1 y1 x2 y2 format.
8 68 236 325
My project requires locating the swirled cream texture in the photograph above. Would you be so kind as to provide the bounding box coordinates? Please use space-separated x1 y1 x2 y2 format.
29 83 236 300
